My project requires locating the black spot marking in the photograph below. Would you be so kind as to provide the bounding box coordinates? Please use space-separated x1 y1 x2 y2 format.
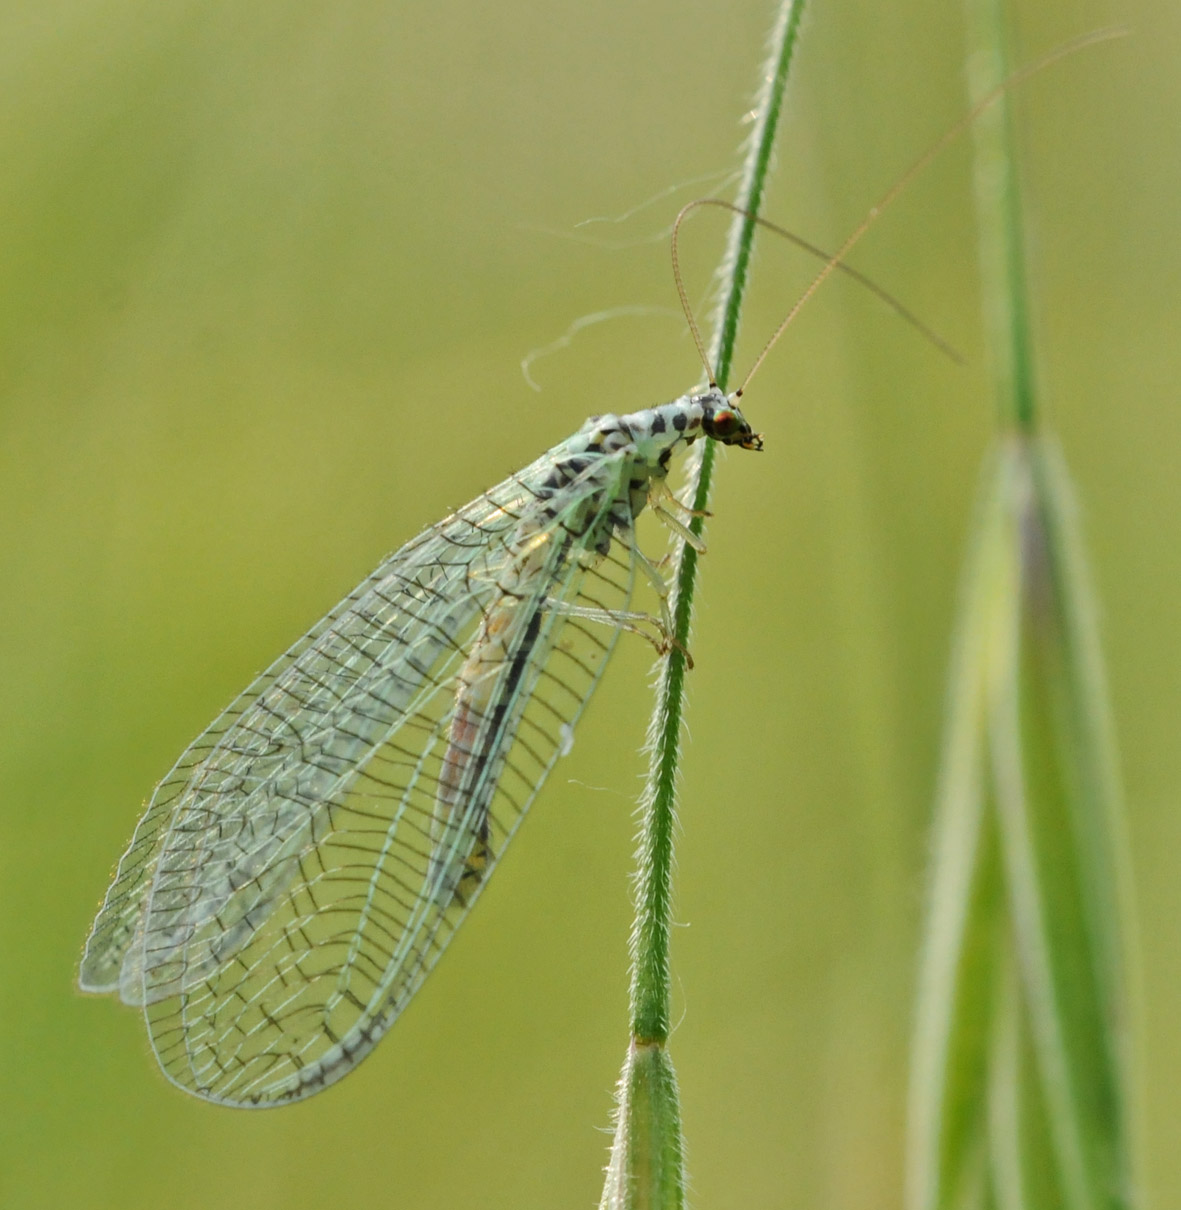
650 413 667 434
672 412 687 432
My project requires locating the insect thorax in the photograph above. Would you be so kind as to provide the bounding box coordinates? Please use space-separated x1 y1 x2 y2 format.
527 392 716 554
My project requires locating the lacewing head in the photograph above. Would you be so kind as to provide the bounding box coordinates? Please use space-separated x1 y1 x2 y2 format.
700 395 763 451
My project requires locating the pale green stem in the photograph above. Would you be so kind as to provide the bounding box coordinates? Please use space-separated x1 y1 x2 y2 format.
630 0 805 1052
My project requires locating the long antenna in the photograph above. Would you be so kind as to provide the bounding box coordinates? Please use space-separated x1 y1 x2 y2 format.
671 198 965 378
675 26 1127 399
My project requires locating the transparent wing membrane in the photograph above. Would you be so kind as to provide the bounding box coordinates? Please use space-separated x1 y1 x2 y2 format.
82 452 637 1105
79 391 761 1105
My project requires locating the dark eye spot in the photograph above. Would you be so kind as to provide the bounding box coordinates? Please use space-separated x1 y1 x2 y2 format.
702 406 752 444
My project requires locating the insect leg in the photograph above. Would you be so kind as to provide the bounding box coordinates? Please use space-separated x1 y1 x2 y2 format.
648 494 708 553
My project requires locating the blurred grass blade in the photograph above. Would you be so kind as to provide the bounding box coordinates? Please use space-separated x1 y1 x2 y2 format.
907 8 1136 1193
907 442 1014 1210
909 436 1133 1210
1003 436 1132 1208
908 0 1135 1202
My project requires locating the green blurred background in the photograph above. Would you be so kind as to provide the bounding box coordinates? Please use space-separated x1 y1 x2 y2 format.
1 0 1176 1206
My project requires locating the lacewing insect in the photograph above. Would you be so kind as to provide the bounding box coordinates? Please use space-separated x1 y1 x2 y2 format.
79 34 1115 1106
80 379 760 1107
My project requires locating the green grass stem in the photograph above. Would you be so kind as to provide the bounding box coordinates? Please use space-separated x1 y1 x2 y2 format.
630 0 805 1049
598 2 805 1205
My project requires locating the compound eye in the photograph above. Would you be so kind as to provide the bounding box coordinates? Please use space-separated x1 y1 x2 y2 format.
703 407 753 445
704 408 743 440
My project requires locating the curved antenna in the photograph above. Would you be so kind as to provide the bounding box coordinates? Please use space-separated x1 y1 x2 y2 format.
670 203 719 386
720 26 1126 400
673 198 965 367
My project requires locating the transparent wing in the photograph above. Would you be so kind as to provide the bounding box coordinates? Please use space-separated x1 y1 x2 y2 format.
81 447 639 1105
